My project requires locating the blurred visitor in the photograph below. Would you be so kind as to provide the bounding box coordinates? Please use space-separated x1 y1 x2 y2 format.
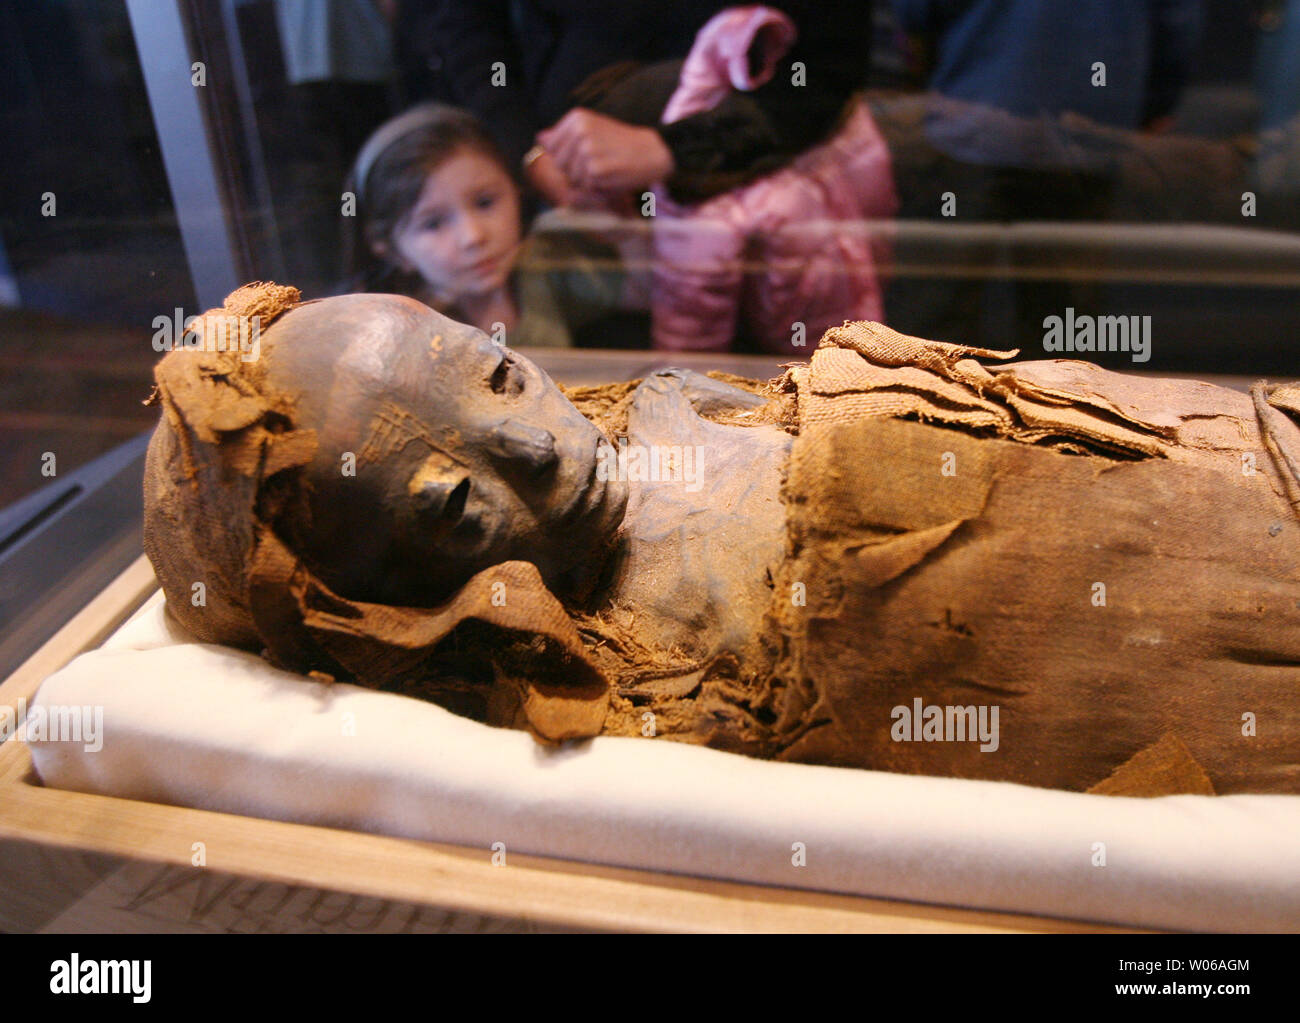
427 1 875 208
642 6 898 353
894 0 1204 154
885 0 1204 346
344 103 628 347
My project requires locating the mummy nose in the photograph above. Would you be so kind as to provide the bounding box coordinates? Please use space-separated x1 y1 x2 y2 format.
486 420 557 475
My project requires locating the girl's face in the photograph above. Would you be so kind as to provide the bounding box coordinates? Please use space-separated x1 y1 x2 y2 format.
386 147 522 305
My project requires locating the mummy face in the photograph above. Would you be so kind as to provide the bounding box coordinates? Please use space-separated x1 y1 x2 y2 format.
258 293 628 606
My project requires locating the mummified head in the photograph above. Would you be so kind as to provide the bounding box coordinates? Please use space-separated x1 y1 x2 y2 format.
144 286 627 648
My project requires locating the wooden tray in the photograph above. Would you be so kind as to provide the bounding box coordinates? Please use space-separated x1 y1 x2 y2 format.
0 555 1135 933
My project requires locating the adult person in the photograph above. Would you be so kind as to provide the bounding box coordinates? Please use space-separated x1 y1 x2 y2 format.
885 0 1204 346
425 1 875 205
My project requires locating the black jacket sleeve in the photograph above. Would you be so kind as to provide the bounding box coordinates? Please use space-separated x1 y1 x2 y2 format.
427 0 539 169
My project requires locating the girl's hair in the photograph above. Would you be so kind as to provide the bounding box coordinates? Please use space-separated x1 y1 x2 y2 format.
342 103 517 296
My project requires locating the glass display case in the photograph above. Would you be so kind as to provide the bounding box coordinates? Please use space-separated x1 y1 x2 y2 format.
1 0 1297 945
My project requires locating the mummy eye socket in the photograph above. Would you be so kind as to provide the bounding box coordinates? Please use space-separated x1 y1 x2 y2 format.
409 453 472 528
488 350 524 396
439 476 470 523
489 353 510 393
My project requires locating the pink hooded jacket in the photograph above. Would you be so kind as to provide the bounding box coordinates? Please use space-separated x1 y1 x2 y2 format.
652 6 898 354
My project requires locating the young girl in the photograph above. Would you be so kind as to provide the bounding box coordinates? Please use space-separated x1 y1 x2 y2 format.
346 103 630 347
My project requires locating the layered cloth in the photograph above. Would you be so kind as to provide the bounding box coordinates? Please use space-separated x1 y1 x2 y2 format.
741 322 1300 794
143 284 609 744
